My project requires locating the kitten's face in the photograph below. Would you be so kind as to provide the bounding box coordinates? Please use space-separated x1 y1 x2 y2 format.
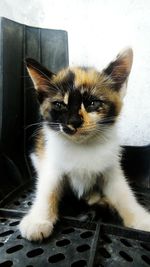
26 48 133 143
40 68 122 142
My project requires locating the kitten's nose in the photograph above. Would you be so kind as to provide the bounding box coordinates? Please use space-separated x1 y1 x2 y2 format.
68 115 83 129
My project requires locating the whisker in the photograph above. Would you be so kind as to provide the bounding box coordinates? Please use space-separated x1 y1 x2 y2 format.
25 122 45 130
27 127 43 140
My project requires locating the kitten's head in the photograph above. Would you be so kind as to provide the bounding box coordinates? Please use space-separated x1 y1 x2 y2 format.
26 48 133 143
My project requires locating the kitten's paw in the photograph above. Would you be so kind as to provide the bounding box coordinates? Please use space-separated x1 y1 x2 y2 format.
86 193 101 205
19 214 54 241
127 215 150 232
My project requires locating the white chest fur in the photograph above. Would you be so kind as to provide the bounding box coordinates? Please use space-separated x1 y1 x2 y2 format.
32 126 120 198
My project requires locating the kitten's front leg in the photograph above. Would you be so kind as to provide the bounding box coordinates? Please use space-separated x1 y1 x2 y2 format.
19 168 61 241
103 165 150 231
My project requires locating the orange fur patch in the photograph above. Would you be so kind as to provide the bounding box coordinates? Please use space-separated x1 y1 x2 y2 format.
79 103 91 126
73 68 99 88
48 191 59 223
52 68 69 84
48 185 63 223
35 129 45 158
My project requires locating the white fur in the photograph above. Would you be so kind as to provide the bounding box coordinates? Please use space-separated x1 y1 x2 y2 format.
39 125 120 196
19 123 150 240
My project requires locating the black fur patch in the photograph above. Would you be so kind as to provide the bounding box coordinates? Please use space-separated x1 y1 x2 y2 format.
50 89 83 131
99 101 117 125
38 90 49 104
105 101 117 124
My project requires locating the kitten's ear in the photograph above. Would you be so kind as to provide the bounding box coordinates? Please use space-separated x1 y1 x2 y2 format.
103 48 133 98
26 58 55 102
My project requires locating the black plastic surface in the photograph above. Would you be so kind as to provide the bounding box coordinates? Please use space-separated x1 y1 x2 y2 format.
0 177 150 267
0 216 97 267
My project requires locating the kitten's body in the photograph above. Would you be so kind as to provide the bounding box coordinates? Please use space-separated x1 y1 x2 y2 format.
20 48 150 241
32 124 118 198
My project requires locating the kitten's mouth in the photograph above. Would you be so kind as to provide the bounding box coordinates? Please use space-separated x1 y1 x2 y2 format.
62 125 94 138
60 124 100 143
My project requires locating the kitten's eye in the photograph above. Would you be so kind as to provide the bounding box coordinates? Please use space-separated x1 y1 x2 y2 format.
87 100 102 111
52 101 67 111
91 101 96 107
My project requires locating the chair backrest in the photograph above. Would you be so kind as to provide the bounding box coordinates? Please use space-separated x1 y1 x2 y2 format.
0 17 69 200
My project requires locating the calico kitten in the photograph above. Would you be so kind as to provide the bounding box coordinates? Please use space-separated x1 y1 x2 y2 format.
19 48 150 241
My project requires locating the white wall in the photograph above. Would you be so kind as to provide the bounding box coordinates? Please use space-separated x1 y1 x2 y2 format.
0 0 150 146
